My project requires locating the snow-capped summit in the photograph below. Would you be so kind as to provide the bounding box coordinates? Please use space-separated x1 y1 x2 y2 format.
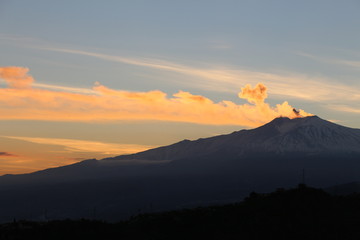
105 116 360 164
247 116 360 153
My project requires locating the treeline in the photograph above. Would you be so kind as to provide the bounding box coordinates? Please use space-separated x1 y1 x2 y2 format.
2 185 360 239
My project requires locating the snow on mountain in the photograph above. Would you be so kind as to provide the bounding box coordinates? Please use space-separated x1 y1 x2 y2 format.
253 116 360 153
104 116 360 164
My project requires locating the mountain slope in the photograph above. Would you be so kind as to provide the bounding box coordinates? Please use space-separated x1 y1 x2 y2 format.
104 116 360 163
1 116 360 222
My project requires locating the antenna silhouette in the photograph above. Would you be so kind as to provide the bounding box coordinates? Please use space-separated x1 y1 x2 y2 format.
298 169 307 188
92 206 97 219
302 169 305 185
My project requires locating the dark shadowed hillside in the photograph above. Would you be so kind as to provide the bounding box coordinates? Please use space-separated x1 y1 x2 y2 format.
2 185 360 240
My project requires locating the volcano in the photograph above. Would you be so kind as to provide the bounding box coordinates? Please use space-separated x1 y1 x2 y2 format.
106 115 360 161
1 116 360 222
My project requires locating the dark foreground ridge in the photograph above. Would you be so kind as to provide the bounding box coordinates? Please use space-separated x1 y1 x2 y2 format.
2 185 360 240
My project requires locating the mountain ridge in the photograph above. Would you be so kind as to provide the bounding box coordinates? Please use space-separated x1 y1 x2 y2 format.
1 115 360 222
3 115 360 179
102 115 360 164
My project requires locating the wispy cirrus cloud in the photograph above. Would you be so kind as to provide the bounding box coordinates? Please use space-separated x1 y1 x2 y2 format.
2 34 360 102
328 105 360 114
297 52 360 69
32 83 98 94
2 36 359 112
36 46 360 102
0 80 98 95
1 35 359 103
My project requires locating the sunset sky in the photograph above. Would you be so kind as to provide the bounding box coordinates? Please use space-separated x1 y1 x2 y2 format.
0 1 359 174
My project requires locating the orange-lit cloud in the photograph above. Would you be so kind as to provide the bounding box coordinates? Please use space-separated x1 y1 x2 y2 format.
239 83 268 105
0 152 16 157
4 136 153 155
0 66 34 88
0 153 78 175
0 136 156 175
0 66 312 127
0 150 42 175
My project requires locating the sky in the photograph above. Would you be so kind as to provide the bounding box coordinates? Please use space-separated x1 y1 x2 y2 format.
0 0 359 174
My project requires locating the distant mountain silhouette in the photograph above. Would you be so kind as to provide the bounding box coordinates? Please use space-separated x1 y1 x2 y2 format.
1 116 360 222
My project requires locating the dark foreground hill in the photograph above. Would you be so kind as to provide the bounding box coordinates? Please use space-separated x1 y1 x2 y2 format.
2 185 360 240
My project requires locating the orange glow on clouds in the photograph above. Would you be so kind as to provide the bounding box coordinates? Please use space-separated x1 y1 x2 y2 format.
4 136 153 155
0 66 34 88
0 135 154 175
0 66 312 127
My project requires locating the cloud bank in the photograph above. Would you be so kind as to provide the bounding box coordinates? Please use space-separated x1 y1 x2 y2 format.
4 136 153 155
0 152 16 157
0 66 311 127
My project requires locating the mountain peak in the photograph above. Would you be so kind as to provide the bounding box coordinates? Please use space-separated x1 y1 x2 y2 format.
263 115 325 134
104 115 360 165
252 115 360 153
269 115 319 125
